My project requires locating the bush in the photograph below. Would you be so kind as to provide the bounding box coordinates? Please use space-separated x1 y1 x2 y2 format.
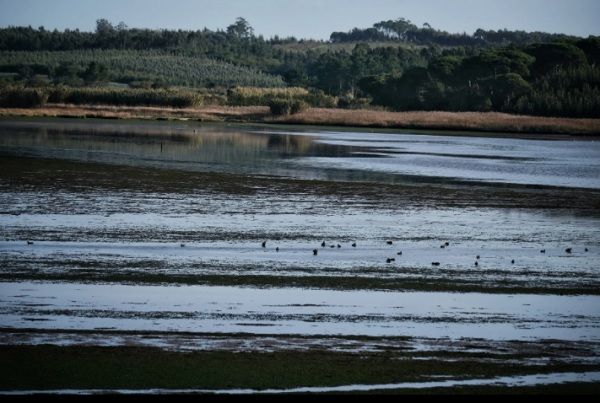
304 89 337 108
268 98 308 116
337 96 371 109
0 86 48 107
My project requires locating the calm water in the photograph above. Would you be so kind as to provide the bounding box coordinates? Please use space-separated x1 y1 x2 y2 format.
1 118 599 188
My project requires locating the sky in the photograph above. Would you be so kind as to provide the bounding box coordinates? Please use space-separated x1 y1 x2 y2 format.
0 0 599 40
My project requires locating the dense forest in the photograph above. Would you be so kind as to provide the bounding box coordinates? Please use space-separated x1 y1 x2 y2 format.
0 17 599 117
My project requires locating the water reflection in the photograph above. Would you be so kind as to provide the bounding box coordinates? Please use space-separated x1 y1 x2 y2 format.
0 119 402 183
1 118 599 188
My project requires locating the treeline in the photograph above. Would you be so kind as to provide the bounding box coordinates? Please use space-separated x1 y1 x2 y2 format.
0 18 599 118
330 18 576 47
358 41 600 118
1 18 576 52
0 19 297 71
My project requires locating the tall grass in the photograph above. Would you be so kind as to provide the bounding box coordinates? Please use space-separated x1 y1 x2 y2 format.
227 86 336 108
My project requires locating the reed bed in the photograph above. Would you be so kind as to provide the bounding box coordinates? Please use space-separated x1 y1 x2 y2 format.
1 104 598 135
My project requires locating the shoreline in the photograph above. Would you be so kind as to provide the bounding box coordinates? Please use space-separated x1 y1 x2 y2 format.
1 104 599 137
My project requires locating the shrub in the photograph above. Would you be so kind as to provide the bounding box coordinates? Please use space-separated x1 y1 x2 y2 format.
337 96 371 109
0 86 48 107
304 89 337 108
268 98 308 116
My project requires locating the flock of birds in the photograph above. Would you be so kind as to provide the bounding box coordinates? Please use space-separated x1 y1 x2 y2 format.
22 239 589 267
256 239 589 267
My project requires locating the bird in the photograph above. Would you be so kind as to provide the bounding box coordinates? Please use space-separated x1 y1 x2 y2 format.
386 258 392 264
313 249 318 256
432 262 440 266
565 248 572 254
262 241 267 248
330 245 335 248
387 241 393 245
474 261 479 267
321 241 326 248
352 242 357 248
540 249 546 254
440 245 446 249
397 251 403 256
337 244 341 248
511 259 515 264
585 248 589 252
476 255 480 260
445 242 450 246
27 240 34 245
276 247 279 252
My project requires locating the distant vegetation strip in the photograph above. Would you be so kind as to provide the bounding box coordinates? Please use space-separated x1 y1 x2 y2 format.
0 86 225 108
0 85 336 110
0 49 286 88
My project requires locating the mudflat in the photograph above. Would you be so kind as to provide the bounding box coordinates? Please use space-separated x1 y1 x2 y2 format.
1 118 599 394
